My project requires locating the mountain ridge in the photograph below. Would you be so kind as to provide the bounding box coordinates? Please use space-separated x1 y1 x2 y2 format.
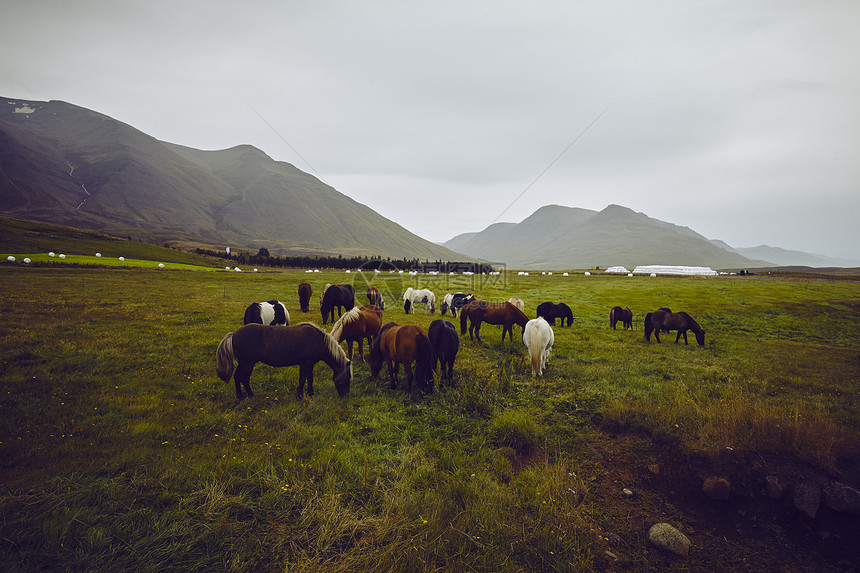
0 97 466 260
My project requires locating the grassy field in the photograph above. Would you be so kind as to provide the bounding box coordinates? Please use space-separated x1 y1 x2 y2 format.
1 263 858 572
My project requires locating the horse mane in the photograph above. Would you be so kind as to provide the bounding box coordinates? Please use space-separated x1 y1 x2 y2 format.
330 306 362 341
508 302 529 325
300 322 349 368
676 311 703 332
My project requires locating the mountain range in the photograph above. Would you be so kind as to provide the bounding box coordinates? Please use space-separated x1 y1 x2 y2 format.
2 96 855 269
0 97 463 260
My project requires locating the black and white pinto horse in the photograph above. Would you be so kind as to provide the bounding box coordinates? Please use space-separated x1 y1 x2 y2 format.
243 300 290 326
403 287 436 314
440 292 475 317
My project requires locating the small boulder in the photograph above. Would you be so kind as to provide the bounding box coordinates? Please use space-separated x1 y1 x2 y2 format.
765 475 784 499
823 481 860 516
703 476 731 501
647 523 691 556
793 482 821 519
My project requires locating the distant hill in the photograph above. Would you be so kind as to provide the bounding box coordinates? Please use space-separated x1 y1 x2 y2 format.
0 97 467 260
728 245 860 268
444 204 770 269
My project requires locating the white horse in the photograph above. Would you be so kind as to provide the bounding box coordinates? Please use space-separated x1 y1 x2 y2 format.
523 317 554 378
507 297 525 312
403 287 436 314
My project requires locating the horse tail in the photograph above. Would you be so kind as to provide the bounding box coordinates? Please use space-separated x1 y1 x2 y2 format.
528 333 542 378
460 306 469 334
216 332 235 382
644 312 653 341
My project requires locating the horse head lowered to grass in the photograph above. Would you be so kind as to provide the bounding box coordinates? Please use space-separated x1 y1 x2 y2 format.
460 300 529 344
644 310 705 347
216 323 351 400
369 322 435 393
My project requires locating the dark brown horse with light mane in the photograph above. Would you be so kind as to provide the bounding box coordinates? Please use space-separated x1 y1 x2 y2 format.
610 306 633 330
644 310 705 346
330 305 383 362
298 282 312 313
369 322 435 393
366 286 385 310
460 300 529 343
216 323 351 400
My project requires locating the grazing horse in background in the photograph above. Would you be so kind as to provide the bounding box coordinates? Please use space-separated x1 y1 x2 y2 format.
428 319 459 384
320 284 356 324
366 286 385 310
298 283 312 313
216 323 352 400
523 317 554 378
507 298 525 312
369 322 435 393
644 310 706 346
243 300 290 326
440 292 475 317
460 300 529 343
403 287 436 314
609 306 633 330
536 302 574 327
330 305 383 362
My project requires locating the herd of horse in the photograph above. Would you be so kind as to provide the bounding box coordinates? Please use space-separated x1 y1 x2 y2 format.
217 283 706 401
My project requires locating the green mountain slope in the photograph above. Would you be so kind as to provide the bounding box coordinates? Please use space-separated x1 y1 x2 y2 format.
0 97 466 260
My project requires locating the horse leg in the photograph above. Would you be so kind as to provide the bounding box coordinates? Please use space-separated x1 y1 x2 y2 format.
297 363 314 398
234 361 255 400
404 361 414 393
654 330 661 343
387 359 397 390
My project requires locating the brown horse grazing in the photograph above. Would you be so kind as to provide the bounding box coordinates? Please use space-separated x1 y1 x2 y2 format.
366 286 385 310
216 323 351 400
460 300 529 343
369 322 435 393
644 310 706 347
609 306 633 330
298 282 312 313
330 305 383 362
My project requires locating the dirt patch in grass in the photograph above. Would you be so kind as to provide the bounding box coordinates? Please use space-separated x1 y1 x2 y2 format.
584 428 860 572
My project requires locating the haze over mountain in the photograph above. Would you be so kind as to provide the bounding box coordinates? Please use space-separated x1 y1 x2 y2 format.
443 204 858 270
0 97 465 260
2 97 856 270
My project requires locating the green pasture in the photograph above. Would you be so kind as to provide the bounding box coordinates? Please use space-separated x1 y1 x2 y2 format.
1 265 858 571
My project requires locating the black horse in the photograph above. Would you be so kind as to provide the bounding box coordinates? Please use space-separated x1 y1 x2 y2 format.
536 302 574 327
320 284 356 325
428 319 459 384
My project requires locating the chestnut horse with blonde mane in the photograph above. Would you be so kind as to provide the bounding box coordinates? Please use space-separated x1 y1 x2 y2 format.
330 305 383 362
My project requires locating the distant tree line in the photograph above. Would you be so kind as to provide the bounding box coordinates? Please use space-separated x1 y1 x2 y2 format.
195 247 493 274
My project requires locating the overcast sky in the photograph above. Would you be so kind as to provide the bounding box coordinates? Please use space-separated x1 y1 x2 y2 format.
2 0 859 260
